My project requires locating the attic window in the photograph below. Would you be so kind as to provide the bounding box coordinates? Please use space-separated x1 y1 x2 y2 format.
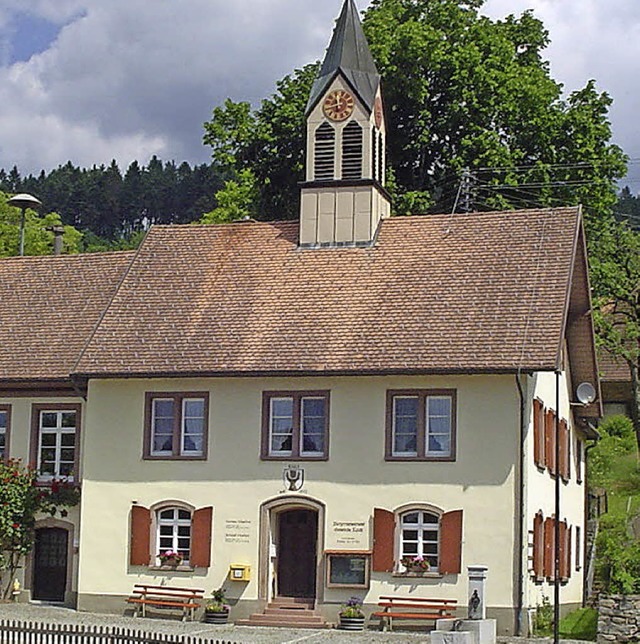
342 121 363 179
314 123 335 180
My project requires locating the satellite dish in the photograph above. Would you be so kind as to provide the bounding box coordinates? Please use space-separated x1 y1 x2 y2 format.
576 382 596 405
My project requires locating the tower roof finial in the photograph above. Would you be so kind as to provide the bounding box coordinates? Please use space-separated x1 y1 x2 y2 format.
306 0 380 115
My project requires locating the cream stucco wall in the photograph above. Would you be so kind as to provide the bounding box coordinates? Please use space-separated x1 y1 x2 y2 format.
523 369 587 611
0 394 84 599
78 374 522 617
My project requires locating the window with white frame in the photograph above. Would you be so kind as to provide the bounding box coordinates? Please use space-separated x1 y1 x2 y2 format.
37 409 77 479
145 393 208 459
262 391 329 459
156 507 192 565
399 509 440 571
386 390 456 460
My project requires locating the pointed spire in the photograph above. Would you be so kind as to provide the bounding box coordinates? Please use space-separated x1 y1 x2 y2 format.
306 0 380 115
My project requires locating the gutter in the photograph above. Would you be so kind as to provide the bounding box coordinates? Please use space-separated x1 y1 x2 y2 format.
514 373 527 636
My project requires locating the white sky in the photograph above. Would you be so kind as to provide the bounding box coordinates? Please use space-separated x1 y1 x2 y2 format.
0 0 638 188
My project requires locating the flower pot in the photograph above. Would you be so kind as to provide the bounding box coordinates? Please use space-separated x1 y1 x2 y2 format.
339 615 365 631
204 610 229 624
163 557 181 567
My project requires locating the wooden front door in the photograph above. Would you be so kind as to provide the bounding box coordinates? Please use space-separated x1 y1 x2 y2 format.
277 509 317 598
33 527 68 601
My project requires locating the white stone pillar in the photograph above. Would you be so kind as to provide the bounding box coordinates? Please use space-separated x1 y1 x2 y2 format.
468 565 488 620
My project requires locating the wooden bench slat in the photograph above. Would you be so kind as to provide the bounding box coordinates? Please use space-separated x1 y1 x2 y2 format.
130 591 203 599
375 596 458 632
128 599 199 609
378 602 454 609
379 596 457 603
133 584 205 593
373 612 452 619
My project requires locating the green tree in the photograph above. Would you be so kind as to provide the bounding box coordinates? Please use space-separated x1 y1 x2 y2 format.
0 459 80 600
199 169 258 224
0 191 82 257
203 65 318 220
592 219 640 447
202 0 626 233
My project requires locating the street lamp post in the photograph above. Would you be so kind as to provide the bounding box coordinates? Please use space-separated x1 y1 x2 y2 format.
7 193 42 256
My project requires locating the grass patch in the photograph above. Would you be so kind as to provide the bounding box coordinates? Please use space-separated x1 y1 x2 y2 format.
559 607 598 641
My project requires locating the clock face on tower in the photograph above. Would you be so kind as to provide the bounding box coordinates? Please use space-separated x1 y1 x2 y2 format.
323 89 355 121
374 96 384 128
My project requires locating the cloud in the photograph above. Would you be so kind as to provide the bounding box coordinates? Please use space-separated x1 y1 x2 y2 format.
0 0 638 183
483 0 640 164
0 0 344 174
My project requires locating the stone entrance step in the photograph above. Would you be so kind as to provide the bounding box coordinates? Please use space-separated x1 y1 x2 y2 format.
235 596 331 629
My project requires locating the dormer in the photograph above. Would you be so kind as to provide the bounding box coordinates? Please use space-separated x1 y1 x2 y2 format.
299 0 391 247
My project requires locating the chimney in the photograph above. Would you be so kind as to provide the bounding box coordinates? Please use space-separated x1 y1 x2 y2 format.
52 226 64 255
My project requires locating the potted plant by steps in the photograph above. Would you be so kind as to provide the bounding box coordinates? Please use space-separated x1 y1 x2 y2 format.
338 596 365 631
204 587 230 624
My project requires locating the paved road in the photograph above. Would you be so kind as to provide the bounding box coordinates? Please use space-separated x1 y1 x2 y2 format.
0 604 588 644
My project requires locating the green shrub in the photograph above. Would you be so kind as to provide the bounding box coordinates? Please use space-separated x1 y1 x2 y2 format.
596 512 640 594
600 414 635 443
532 595 553 636
589 415 637 488
559 607 598 641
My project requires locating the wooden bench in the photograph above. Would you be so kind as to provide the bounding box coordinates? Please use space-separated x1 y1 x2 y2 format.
373 595 458 631
127 584 205 621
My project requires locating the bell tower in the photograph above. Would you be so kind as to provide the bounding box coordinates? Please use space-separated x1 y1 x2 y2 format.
299 0 390 247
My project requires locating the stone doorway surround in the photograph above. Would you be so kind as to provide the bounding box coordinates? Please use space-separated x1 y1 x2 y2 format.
258 495 326 605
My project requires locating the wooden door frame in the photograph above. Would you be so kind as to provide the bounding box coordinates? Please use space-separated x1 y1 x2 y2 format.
26 518 74 603
258 496 325 604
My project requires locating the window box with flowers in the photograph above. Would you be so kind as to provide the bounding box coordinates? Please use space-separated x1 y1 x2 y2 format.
400 555 431 574
158 550 183 568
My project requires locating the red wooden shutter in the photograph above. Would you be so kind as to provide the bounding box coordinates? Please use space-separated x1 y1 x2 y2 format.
545 410 556 477
559 419 569 480
440 510 463 574
190 506 213 567
558 521 565 579
533 399 544 467
566 525 572 579
543 517 554 579
532 512 544 580
372 508 395 572
130 505 151 566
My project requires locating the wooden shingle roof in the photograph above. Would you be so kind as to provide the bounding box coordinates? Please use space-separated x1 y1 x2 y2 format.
0 251 134 383
72 207 584 378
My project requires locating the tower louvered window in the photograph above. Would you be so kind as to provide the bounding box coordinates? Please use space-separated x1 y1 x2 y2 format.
377 132 384 183
372 129 378 180
314 123 335 180
342 121 363 180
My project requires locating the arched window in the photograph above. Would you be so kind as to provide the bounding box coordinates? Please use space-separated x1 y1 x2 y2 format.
157 506 192 565
314 123 335 180
398 508 440 570
130 503 212 568
342 121 363 179
371 506 462 575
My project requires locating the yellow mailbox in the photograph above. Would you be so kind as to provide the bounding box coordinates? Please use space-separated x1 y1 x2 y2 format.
229 564 251 581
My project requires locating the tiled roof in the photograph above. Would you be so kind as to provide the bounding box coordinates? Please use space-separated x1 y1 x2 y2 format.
74 207 581 377
598 347 631 382
0 252 134 381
